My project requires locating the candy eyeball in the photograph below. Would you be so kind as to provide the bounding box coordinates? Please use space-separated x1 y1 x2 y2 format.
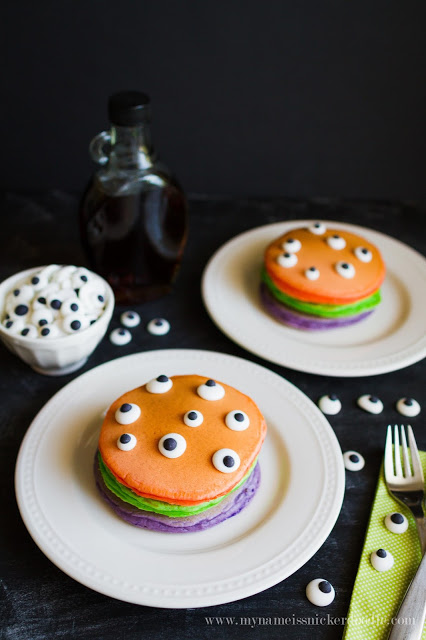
20 325 38 339
281 238 302 253
13 284 35 303
343 450 365 471
158 433 187 459
3 319 24 334
335 261 355 279
39 324 63 339
183 410 204 427
357 394 383 414
197 379 225 401
318 394 342 415
109 328 132 346
306 579 335 607
396 397 421 417
305 266 320 281
147 318 170 336
370 549 394 572
146 375 173 394
31 308 54 327
29 272 49 291
277 252 298 268
225 410 250 431
52 265 76 283
11 303 30 319
120 311 141 328
327 234 346 250
115 403 141 425
116 433 137 451
212 448 241 473
354 246 373 263
71 267 91 288
60 298 81 316
308 222 326 235
384 512 408 534
62 314 89 334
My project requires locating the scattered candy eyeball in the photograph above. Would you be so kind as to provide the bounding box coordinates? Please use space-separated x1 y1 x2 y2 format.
109 328 132 346
147 318 170 336
225 410 250 431
318 394 341 415
357 394 383 414
197 379 225 401
305 266 320 281
384 512 408 534
343 450 365 471
120 311 141 328
115 403 141 425
370 549 394 572
308 222 326 235
277 252 298 268
146 375 173 394
396 397 421 417
183 410 204 427
281 238 302 253
158 433 187 459
354 247 373 263
335 261 355 279
117 433 137 451
212 448 241 473
306 579 335 607
327 234 346 250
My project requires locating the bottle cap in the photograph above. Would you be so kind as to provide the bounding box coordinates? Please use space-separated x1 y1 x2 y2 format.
108 91 151 126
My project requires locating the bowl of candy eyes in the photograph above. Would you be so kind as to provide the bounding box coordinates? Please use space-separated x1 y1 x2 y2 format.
0 265 114 376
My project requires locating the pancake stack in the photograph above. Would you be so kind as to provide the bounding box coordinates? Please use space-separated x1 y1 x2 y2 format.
95 374 267 533
260 222 386 330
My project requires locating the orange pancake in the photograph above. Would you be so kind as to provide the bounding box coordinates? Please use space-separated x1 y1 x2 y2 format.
264 226 386 305
98 375 267 505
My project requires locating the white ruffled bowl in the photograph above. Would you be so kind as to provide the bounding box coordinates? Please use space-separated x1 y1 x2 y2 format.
0 266 114 376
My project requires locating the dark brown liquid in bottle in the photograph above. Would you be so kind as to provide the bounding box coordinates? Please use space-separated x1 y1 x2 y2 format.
80 175 188 304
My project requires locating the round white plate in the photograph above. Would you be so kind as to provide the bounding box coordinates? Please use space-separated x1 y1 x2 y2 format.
202 220 426 377
15 349 344 608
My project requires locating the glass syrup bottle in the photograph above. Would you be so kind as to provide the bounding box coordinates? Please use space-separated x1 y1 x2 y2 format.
80 91 188 304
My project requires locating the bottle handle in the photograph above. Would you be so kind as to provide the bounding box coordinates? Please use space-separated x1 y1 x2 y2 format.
89 131 111 165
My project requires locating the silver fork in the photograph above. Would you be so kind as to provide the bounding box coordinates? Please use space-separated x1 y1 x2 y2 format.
384 425 426 640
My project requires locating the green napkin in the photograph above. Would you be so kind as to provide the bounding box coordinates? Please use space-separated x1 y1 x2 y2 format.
343 451 426 640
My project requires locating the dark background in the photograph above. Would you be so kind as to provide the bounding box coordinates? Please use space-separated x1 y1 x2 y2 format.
4 0 426 199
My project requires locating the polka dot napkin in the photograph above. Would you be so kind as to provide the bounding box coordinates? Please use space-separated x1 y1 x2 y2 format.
343 451 426 640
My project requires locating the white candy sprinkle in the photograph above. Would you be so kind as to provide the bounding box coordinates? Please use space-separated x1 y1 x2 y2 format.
121 311 141 328
147 318 170 335
109 328 132 346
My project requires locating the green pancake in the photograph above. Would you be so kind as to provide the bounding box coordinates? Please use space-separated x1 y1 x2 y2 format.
261 268 381 318
98 452 256 518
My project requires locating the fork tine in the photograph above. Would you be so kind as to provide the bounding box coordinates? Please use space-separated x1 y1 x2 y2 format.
400 425 412 477
407 424 425 482
394 425 403 477
384 425 394 478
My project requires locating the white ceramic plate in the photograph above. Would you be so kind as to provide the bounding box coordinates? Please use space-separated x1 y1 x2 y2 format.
15 349 344 608
202 220 426 377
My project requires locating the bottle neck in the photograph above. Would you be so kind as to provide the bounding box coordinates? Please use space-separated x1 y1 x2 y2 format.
109 123 153 171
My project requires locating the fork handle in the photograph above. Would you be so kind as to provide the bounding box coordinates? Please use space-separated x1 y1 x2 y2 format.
388 552 426 639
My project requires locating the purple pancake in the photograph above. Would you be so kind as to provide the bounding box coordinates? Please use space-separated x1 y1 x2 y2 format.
260 283 374 330
95 455 261 533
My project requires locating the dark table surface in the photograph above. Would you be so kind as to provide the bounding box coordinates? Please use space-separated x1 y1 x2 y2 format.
1 192 425 640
